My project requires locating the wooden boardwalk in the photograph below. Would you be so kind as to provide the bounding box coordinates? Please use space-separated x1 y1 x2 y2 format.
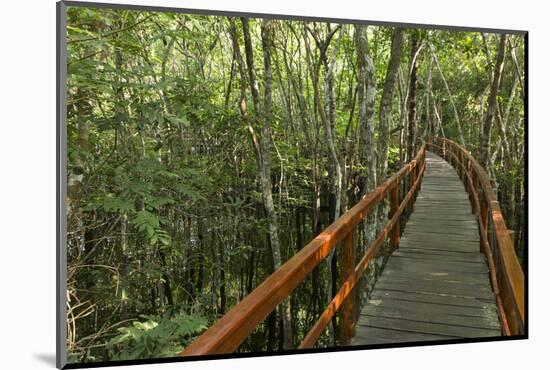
352 151 501 345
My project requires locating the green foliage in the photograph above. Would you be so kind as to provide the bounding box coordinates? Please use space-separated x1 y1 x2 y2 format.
107 313 208 360
387 145 401 173
132 210 171 246
102 195 135 213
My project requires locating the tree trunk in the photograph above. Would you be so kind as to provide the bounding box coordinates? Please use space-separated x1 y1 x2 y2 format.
480 34 507 169
377 28 404 180
407 32 420 163
355 25 378 310
321 26 344 345
231 18 292 346
256 18 293 350
356 26 377 195
424 55 433 138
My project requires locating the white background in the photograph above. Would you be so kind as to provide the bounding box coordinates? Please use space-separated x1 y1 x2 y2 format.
0 0 545 368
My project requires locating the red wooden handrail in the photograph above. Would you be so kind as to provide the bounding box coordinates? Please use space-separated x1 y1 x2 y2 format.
427 137 525 335
180 147 426 356
299 157 425 348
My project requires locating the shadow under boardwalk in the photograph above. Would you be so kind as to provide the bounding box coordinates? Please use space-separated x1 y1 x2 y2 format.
352 151 501 345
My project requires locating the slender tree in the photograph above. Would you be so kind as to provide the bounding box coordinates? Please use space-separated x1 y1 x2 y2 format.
406 31 421 163
480 34 507 169
377 28 404 180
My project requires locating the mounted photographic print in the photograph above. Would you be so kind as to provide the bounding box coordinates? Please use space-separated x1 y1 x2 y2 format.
56 1 527 368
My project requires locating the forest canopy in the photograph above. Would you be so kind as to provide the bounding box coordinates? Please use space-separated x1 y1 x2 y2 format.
65 5 525 363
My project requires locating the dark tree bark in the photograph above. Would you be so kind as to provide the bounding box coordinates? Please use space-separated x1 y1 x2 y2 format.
377 28 404 180
480 34 507 169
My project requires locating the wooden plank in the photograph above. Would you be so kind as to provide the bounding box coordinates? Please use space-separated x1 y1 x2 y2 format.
415 193 470 199
396 246 480 256
398 240 480 253
404 226 479 234
406 218 478 226
389 255 484 267
360 305 500 330
389 256 484 267
374 282 494 301
401 234 480 245
383 268 491 285
403 227 479 239
371 289 490 308
384 263 491 279
392 250 485 263
393 247 483 258
417 188 466 192
416 190 470 196
382 263 489 279
405 220 478 228
416 187 467 191
405 215 479 222
406 213 477 220
351 326 458 345
364 297 499 324
356 316 501 338
407 210 475 218
386 258 488 274
376 274 494 295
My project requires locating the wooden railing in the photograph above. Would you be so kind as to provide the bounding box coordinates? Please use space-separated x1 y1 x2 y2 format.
427 137 525 335
180 147 426 356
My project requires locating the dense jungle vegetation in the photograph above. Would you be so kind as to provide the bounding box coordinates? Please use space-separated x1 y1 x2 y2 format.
65 6 525 362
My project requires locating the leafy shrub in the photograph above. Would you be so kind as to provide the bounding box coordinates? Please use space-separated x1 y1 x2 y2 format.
107 313 208 360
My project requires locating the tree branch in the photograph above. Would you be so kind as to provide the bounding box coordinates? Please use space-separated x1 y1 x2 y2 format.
68 15 154 44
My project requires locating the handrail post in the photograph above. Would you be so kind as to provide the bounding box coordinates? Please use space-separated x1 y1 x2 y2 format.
339 228 356 345
458 150 464 181
447 144 458 171
389 184 400 252
469 160 476 214
408 162 417 212
473 170 479 215
414 152 423 201
480 191 489 254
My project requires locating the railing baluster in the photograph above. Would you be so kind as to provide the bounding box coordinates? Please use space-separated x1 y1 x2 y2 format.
470 161 477 214
338 227 356 345
480 193 488 254
408 161 417 213
389 183 400 252
459 150 464 182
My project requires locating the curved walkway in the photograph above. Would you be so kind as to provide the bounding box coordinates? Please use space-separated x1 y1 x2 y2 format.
352 151 501 345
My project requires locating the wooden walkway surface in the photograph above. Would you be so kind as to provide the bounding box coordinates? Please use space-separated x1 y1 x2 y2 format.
352 151 501 345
